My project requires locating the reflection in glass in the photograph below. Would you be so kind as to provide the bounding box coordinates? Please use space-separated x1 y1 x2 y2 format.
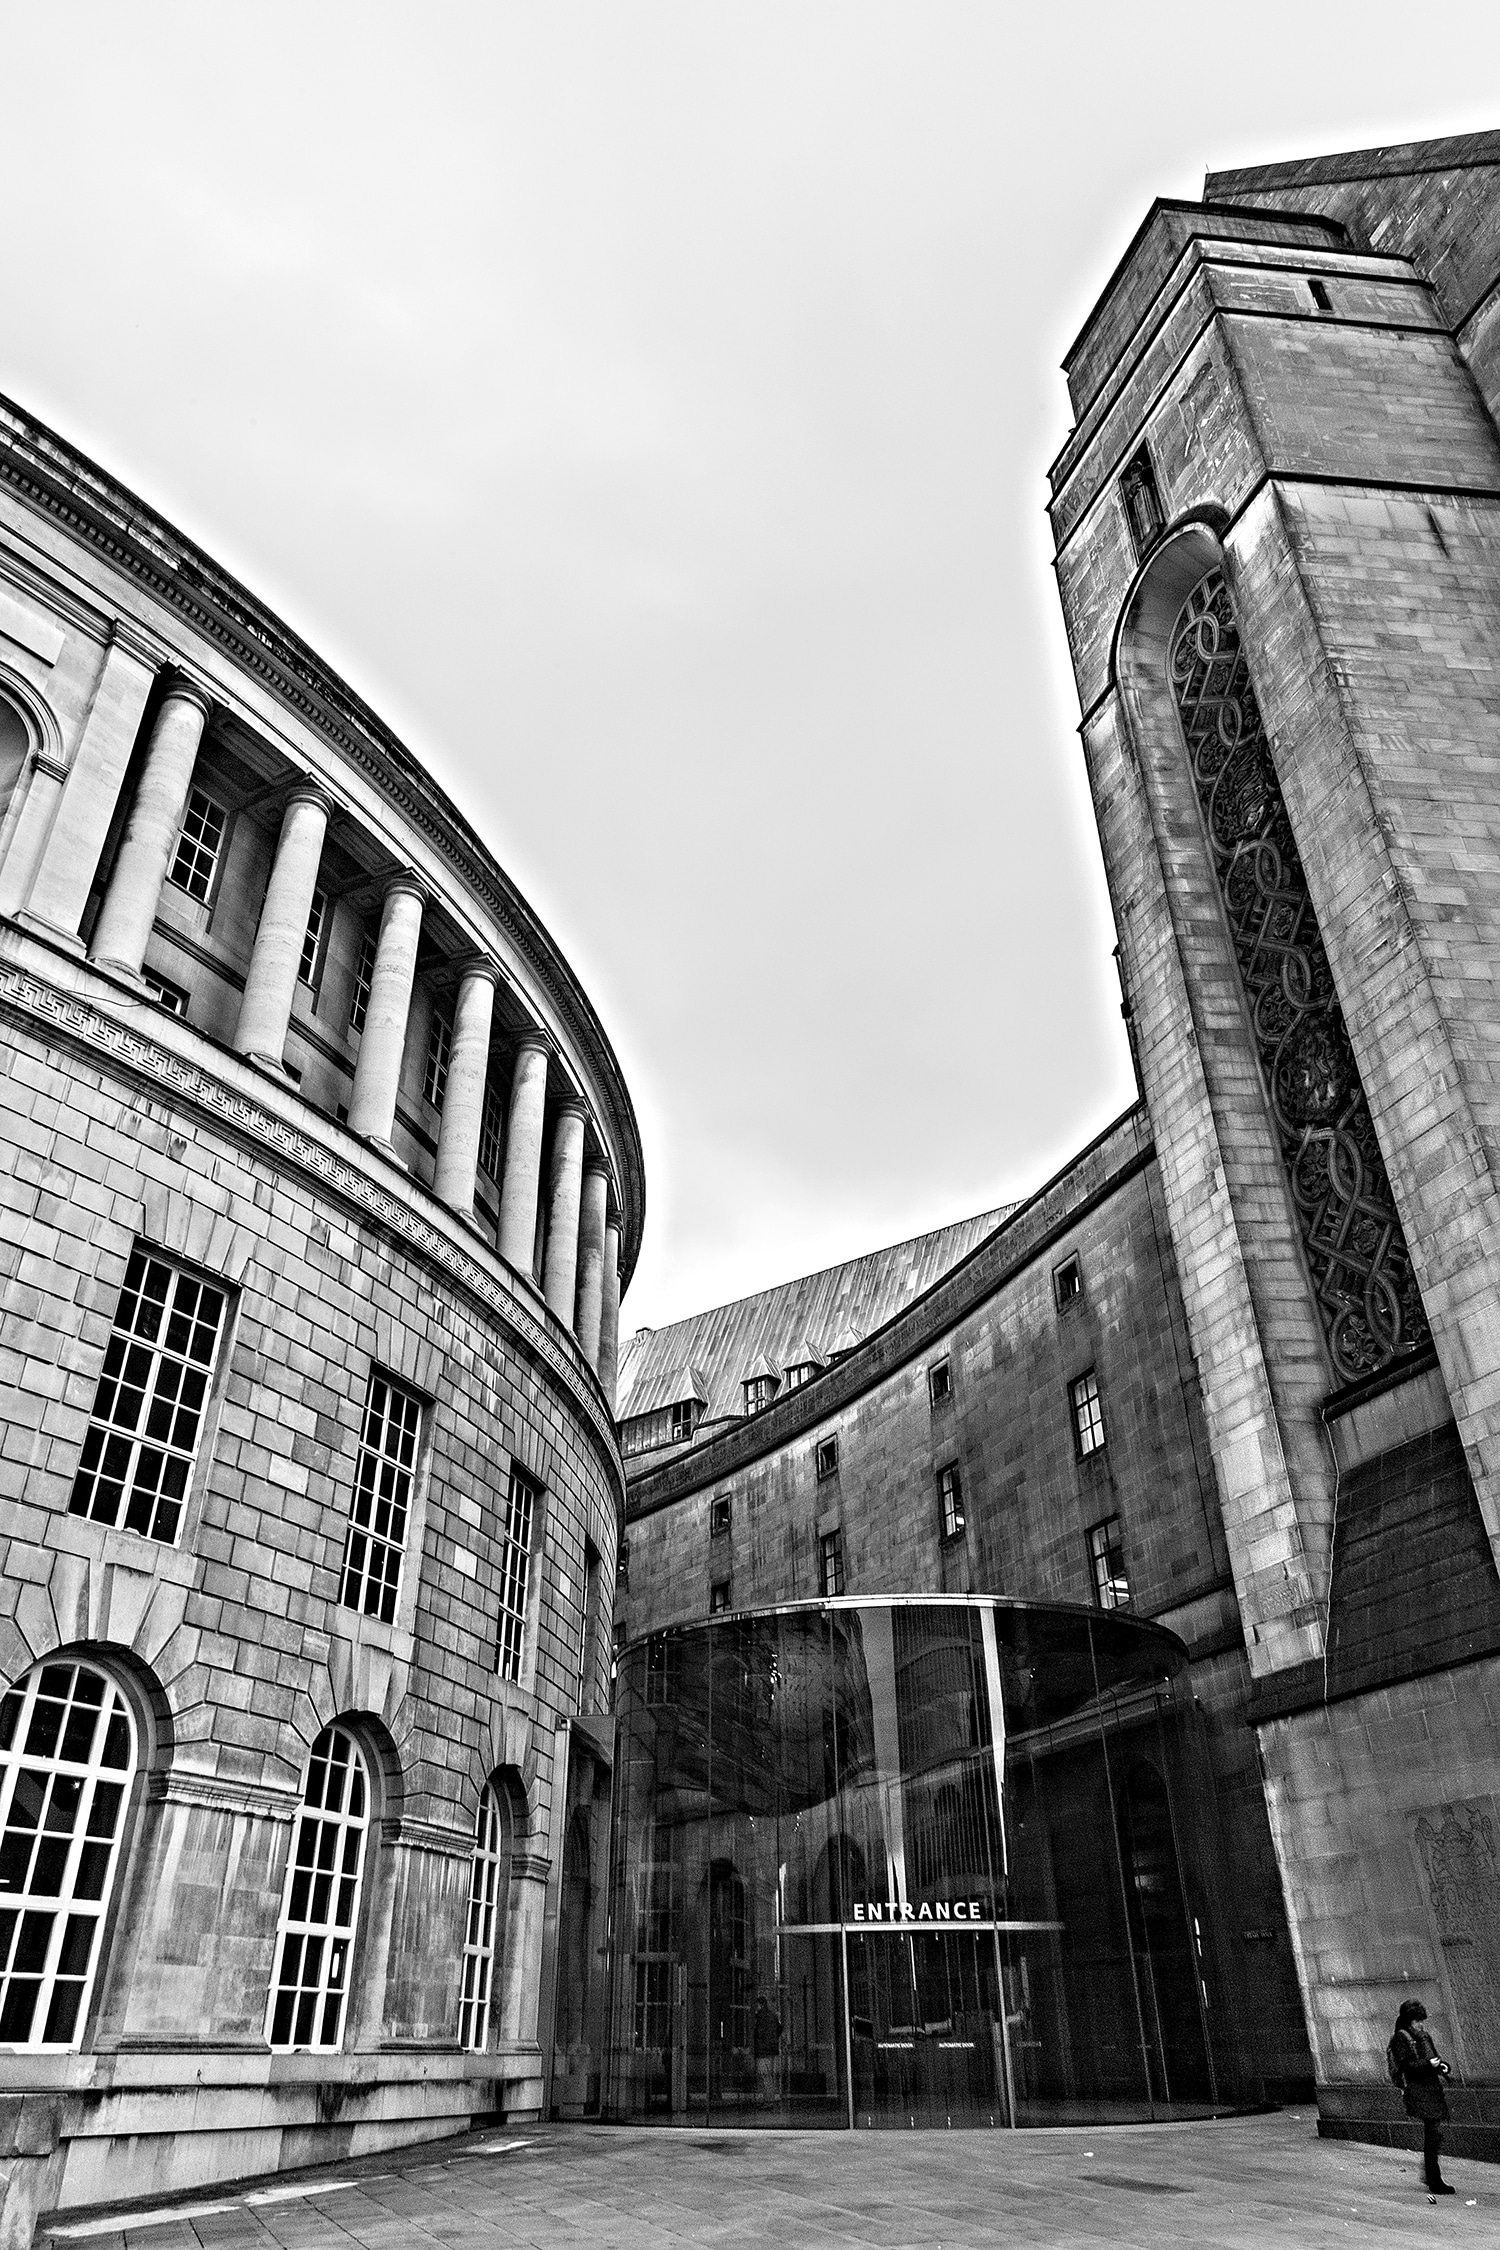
604 1598 1244 2129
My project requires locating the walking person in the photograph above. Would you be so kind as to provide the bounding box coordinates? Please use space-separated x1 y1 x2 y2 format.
1389 1999 1454 2196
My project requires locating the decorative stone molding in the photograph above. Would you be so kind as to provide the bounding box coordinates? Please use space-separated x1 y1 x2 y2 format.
0 951 623 1484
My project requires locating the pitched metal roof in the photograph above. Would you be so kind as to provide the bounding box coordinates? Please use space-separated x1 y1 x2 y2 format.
618 1203 1013 1428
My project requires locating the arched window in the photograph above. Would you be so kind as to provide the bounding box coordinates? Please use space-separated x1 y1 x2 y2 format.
0 694 28 824
0 1659 136 2049
267 1725 369 2051
458 1782 510 2051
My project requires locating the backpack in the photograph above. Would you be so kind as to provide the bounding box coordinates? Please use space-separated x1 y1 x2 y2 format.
1387 2035 1407 2088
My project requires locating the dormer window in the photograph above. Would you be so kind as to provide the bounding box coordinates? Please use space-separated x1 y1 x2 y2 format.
743 1375 778 1416
783 1363 814 1391
1121 445 1165 563
670 1400 698 1442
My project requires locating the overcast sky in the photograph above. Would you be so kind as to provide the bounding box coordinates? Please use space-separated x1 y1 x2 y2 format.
1 5 1493 1326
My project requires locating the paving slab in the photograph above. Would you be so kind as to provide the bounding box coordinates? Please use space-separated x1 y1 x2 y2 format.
40 2114 1494 2249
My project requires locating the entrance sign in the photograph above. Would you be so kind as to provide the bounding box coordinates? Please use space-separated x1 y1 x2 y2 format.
852 1900 986 1924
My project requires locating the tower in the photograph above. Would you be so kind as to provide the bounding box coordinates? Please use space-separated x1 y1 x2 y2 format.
1050 133 1500 2147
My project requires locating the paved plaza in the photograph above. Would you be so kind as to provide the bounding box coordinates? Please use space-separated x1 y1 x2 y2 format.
40 2114 1493 2249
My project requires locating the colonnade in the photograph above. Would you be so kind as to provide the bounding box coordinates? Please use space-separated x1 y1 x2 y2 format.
76 678 624 1397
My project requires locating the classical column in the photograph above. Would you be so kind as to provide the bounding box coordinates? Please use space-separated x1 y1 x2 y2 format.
88 680 212 976
432 961 498 1217
542 1102 587 1325
599 1214 622 1412
496 1038 549 1274
574 1163 610 1369
233 789 330 1068
5 628 156 937
347 877 424 1150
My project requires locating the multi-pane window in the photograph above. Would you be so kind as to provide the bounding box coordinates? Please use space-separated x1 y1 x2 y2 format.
140 968 188 1017
670 1400 697 1442
424 1014 452 1110
815 1436 838 1481
1070 1369 1106 1458
458 1784 508 2052
820 1528 845 1598
928 1359 952 1406
940 1464 965 1540
709 1579 731 1615
339 1374 421 1625
1089 1516 1130 1611
743 1375 777 1415
478 1078 505 1182
644 1634 674 1706
783 1362 815 1392
167 788 226 903
299 889 327 986
349 927 377 1035
496 1468 537 1682
0 1662 134 2049
69 1248 227 1544
267 1726 369 2051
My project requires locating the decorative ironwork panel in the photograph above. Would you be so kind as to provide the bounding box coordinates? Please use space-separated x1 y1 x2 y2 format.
1168 569 1430 1385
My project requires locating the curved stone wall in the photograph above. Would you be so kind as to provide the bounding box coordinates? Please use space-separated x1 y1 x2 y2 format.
0 392 638 2242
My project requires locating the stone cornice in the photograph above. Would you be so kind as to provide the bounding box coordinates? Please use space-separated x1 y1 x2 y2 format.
0 940 625 1497
0 388 645 1285
626 1106 1156 1518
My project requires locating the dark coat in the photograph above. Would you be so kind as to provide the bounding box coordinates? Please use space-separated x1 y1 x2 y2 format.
1393 2024 1450 2122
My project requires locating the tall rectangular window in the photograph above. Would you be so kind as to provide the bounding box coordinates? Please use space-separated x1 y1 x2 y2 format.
496 1467 537 1682
1089 1516 1130 1611
167 788 226 903
1120 445 1164 562
819 1528 845 1597
478 1078 504 1182
939 1464 965 1540
425 1013 452 1110
1070 1369 1106 1458
69 1247 227 1544
339 1373 421 1625
299 889 327 986
349 927 377 1035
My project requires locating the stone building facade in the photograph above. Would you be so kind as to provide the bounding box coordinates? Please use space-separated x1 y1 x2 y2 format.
0 395 641 2243
620 129 1500 2159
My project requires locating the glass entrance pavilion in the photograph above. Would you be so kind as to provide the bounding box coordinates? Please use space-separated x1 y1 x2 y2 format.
603 1597 1248 2128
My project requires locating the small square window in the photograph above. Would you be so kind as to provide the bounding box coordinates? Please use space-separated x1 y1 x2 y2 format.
939 1464 965 1540
299 889 327 987
928 1359 952 1407
819 1528 845 1598
141 968 189 1018
1054 1256 1081 1310
168 788 226 904
815 1436 839 1481
1089 1516 1130 1610
711 1494 731 1537
710 1578 731 1615
1071 1369 1106 1459
425 1013 452 1110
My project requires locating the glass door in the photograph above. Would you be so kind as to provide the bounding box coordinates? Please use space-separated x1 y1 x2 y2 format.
847 1930 1008 2127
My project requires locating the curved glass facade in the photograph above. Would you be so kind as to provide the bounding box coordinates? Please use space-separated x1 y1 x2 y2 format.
605 1597 1247 2128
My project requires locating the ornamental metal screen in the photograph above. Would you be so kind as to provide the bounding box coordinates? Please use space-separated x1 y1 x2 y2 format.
1168 570 1430 1384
